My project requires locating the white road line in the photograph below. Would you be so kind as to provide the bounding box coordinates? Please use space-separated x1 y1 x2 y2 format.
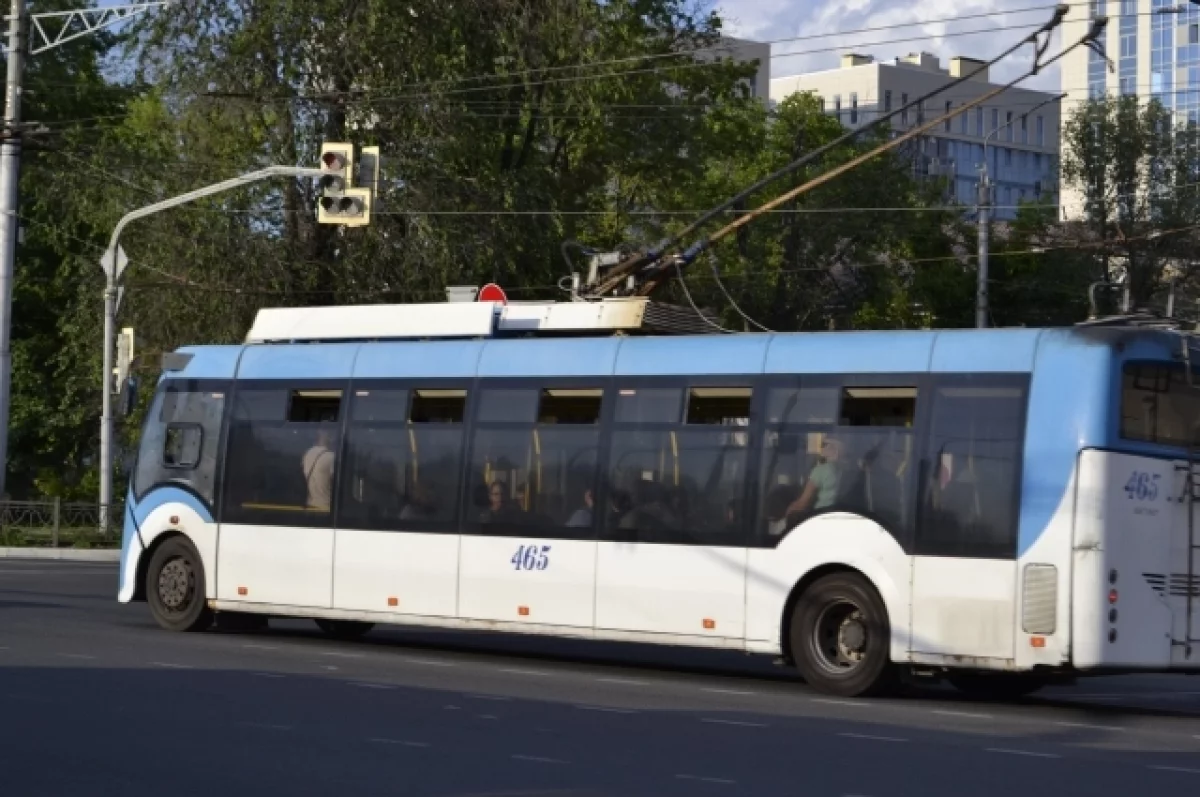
701 718 767 728
1054 721 1123 732
321 651 363 659
511 754 568 764
477 714 498 720
150 661 194 669
369 738 430 748
350 682 397 690
933 709 993 720
1149 765 1200 774
252 672 286 679
322 665 339 671
444 705 461 711
985 748 1061 759
401 657 456 667
576 705 638 714
242 644 278 650
675 774 736 785
596 677 650 686
811 698 868 708
59 653 96 660
499 667 550 676
839 732 907 743
238 722 292 731
700 687 755 696
466 694 512 701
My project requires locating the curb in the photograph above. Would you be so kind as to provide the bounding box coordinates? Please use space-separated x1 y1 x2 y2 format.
0 547 120 562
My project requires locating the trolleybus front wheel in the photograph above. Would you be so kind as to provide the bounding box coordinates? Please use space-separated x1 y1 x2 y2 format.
790 572 896 697
145 536 213 633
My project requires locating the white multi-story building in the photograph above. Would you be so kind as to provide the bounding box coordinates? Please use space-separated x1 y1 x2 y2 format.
770 52 1062 221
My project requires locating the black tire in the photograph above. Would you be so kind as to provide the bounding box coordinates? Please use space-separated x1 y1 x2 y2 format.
315 619 374 639
946 672 1045 701
790 572 896 697
145 536 212 632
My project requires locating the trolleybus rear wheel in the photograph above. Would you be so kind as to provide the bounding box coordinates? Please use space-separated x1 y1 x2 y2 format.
790 572 895 697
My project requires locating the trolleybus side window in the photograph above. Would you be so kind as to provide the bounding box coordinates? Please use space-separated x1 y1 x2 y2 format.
916 375 1028 559
220 384 344 526
757 379 917 545
603 384 752 547
1120 362 1200 448
133 379 228 505
465 384 604 539
337 386 467 531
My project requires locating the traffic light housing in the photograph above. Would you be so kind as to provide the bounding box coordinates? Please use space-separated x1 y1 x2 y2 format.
318 142 374 227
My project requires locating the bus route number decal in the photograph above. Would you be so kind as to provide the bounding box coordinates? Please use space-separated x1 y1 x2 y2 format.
1124 471 1160 501
511 544 551 571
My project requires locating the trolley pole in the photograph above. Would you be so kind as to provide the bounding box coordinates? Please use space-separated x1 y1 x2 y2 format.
976 166 992 329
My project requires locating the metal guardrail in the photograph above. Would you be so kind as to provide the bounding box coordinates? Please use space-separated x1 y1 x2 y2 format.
0 500 124 548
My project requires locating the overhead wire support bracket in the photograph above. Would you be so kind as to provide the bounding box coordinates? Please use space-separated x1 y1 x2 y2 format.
634 6 1102 296
26 2 170 55
582 3 1073 299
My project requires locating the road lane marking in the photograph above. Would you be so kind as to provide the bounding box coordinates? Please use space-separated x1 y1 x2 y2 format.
150 661 194 669
242 644 278 651
811 698 867 707
444 705 461 711
59 653 96 660
511 754 568 764
1054 721 1122 732
986 748 1060 759
400 657 457 667
351 682 397 690
839 732 907 742
320 651 363 659
252 672 286 679
675 774 736 785
466 693 511 701
596 677 649 686
700 687 755 696
369 738 429 748
238 722 292 731
499 667 550 676
576 705 638 714
1149 765 1200 774
701 718 767 728
933 709 993 720
477 714 498 720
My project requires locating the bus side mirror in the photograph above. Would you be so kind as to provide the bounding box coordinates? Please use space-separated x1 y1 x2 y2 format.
120 376 139 418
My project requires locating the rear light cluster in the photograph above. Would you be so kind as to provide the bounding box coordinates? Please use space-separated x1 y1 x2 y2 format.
1107 569 1119 643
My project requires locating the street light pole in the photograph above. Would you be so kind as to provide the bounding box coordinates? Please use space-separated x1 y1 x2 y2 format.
97 164 324 535
0 0 25 500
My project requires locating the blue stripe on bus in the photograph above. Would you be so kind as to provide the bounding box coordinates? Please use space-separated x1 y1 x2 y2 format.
131 486 214 526
354 339 485 379
617 334 771 376
169 345 243 380
479 337 621 377
765 330 934 374
237 343 361 379
928 329 1042 373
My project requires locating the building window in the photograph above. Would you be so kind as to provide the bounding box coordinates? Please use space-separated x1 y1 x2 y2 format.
1005 147 1012 167
901 93 909 124
884 89 892 112
1005 111 1013 141
944 100 952 131
960 106 968 134
975 107 983 136
990 108 999 136
850 92 858 124
1191 24 1199 45
1035 115 1044 146
834 94 842 121
1019 115 1028 144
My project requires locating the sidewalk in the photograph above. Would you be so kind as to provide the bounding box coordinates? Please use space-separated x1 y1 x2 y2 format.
0 547 120 562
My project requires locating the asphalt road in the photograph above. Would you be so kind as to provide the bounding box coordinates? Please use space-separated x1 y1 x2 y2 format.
3 561 1200 797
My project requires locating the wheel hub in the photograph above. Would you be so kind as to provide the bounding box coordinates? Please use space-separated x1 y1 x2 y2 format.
838 614 867 662
812 600 869 674
158 558 191 611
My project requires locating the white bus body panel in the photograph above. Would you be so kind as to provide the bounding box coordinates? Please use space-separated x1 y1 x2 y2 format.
332 529 460 617
216 524 334 608
910 558 1015 662
1072 450 1189 669
744 514 910 660
457 537 596 628
595 542 747 639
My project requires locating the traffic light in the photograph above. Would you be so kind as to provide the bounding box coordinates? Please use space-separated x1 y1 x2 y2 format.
317 142 373 227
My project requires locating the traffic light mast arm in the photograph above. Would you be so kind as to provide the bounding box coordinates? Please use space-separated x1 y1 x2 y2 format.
98 164 323 538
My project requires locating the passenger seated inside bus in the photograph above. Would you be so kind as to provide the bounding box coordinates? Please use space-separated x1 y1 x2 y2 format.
783 435 844 520
399 482 439 521
303 429 336 512
565 488 594 527
618 478 679 532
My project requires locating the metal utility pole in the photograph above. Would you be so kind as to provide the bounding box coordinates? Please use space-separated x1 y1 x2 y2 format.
0 0 25 501
97 164 326 535
0 1 170 501
976 167 992 329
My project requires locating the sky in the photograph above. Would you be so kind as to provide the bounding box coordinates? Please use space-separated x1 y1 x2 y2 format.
715 0 1066 91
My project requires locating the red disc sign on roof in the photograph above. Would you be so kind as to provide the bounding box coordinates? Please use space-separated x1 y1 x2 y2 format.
478 283 507 304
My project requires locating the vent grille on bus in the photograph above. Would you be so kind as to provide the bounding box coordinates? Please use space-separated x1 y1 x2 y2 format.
641 301 722 335
1143 573 1200 598
1022 564 1057 634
